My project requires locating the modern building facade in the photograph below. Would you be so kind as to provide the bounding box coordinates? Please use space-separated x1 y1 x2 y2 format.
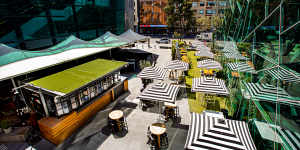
190 0 227 18
138 0 168 35
0 0 132 50
222 0 300 150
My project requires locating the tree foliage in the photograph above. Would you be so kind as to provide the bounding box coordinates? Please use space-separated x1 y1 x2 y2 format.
196 16 223 32
164 0 196 33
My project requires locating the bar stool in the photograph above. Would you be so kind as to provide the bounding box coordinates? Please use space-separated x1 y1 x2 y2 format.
149 123 168 149
108 110 128 134
163 102 180 122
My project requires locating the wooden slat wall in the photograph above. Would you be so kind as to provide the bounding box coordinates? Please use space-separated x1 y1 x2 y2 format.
38 79 128 145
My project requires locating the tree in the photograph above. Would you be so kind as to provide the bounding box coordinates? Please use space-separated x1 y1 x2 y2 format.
164 0 196 34
196 16 223 32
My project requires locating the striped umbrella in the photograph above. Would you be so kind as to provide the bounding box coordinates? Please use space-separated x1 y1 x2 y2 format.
197 59 223 70
224 52 249 60
185 113 257 150
164 60 189 71
227 62 257 74
196 45 211 52
137 82 180 103
243 82 300 105
192 76 229 95
254 121 300 150
137 66 167 80
195 51 214 59
275 126 300 150
265 66 300 83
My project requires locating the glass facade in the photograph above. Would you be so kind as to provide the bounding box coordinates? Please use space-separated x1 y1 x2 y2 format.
221 0 300 149
0 0 126 50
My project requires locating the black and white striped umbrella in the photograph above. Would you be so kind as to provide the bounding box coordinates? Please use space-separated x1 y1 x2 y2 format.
185 113 257 150
224 52 249 60
192 76 229 95
254 121 300 150
196 45 211 52
137 66 167 80
195 51 214 59
265 66 300 83
227 62 257 74
137 82 180 103
275 126 300 150
243 82 300 105
164 60 189 71
197 59 223 70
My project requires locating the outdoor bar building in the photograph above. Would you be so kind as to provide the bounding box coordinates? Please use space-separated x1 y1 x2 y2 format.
22 59 128 144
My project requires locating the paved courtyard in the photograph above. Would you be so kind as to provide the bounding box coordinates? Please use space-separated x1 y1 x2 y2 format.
54 38 192 150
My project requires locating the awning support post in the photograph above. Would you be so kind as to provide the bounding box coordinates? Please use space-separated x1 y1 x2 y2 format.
11 78 25 102
38 89 49 117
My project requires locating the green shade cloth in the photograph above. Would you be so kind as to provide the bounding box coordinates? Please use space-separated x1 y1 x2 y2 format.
29 59 127 94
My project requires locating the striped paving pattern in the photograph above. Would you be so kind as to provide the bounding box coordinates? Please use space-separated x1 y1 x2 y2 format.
192 76 229 95
137 66 167 80
138 82 180 103
164 60 189 71
227 62 256 73
197 59 223 70
185 113 256 150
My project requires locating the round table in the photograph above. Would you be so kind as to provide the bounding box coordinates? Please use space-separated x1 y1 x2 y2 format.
109 110 124 120
164 102 177 108
150 123 166 148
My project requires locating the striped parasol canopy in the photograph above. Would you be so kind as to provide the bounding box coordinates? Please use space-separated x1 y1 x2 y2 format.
137 82 180 103
224 52 249 60
196 45 211 52
164 60 189 71
265 66 300 83
195 51 214 59
197 59 223 70
243 82 300 105
185 113 257 150
227 62 257 74
137 66 167 80
192 76 229 95
254 121 300 150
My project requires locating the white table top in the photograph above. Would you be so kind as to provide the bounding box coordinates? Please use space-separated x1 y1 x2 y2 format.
150 125 166 135
203 110 224 118
164 102 177 108
109 110 124 120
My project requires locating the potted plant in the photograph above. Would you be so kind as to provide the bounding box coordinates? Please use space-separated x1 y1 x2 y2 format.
0 120 12 134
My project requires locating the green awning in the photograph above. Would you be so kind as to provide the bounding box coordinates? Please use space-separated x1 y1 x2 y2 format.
29 59 127 94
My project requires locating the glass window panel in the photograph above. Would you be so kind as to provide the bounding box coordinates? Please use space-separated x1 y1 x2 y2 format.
207 2 215 6
199 2 205 6
199 10 204 14
254 9 280 63
71 96 78 109
280 23 300 66
192 2 197 7
219 1 226 7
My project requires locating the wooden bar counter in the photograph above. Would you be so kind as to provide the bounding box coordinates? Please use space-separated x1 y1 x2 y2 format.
38 79 128 145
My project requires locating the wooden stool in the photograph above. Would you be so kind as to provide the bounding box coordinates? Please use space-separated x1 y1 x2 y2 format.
108 110 127 133
149 123 168 149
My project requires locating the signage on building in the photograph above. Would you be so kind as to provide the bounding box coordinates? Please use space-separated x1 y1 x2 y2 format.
139 25 168 27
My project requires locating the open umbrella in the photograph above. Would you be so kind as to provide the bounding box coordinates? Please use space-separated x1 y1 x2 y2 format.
185 113 257 150
137 66 167 80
